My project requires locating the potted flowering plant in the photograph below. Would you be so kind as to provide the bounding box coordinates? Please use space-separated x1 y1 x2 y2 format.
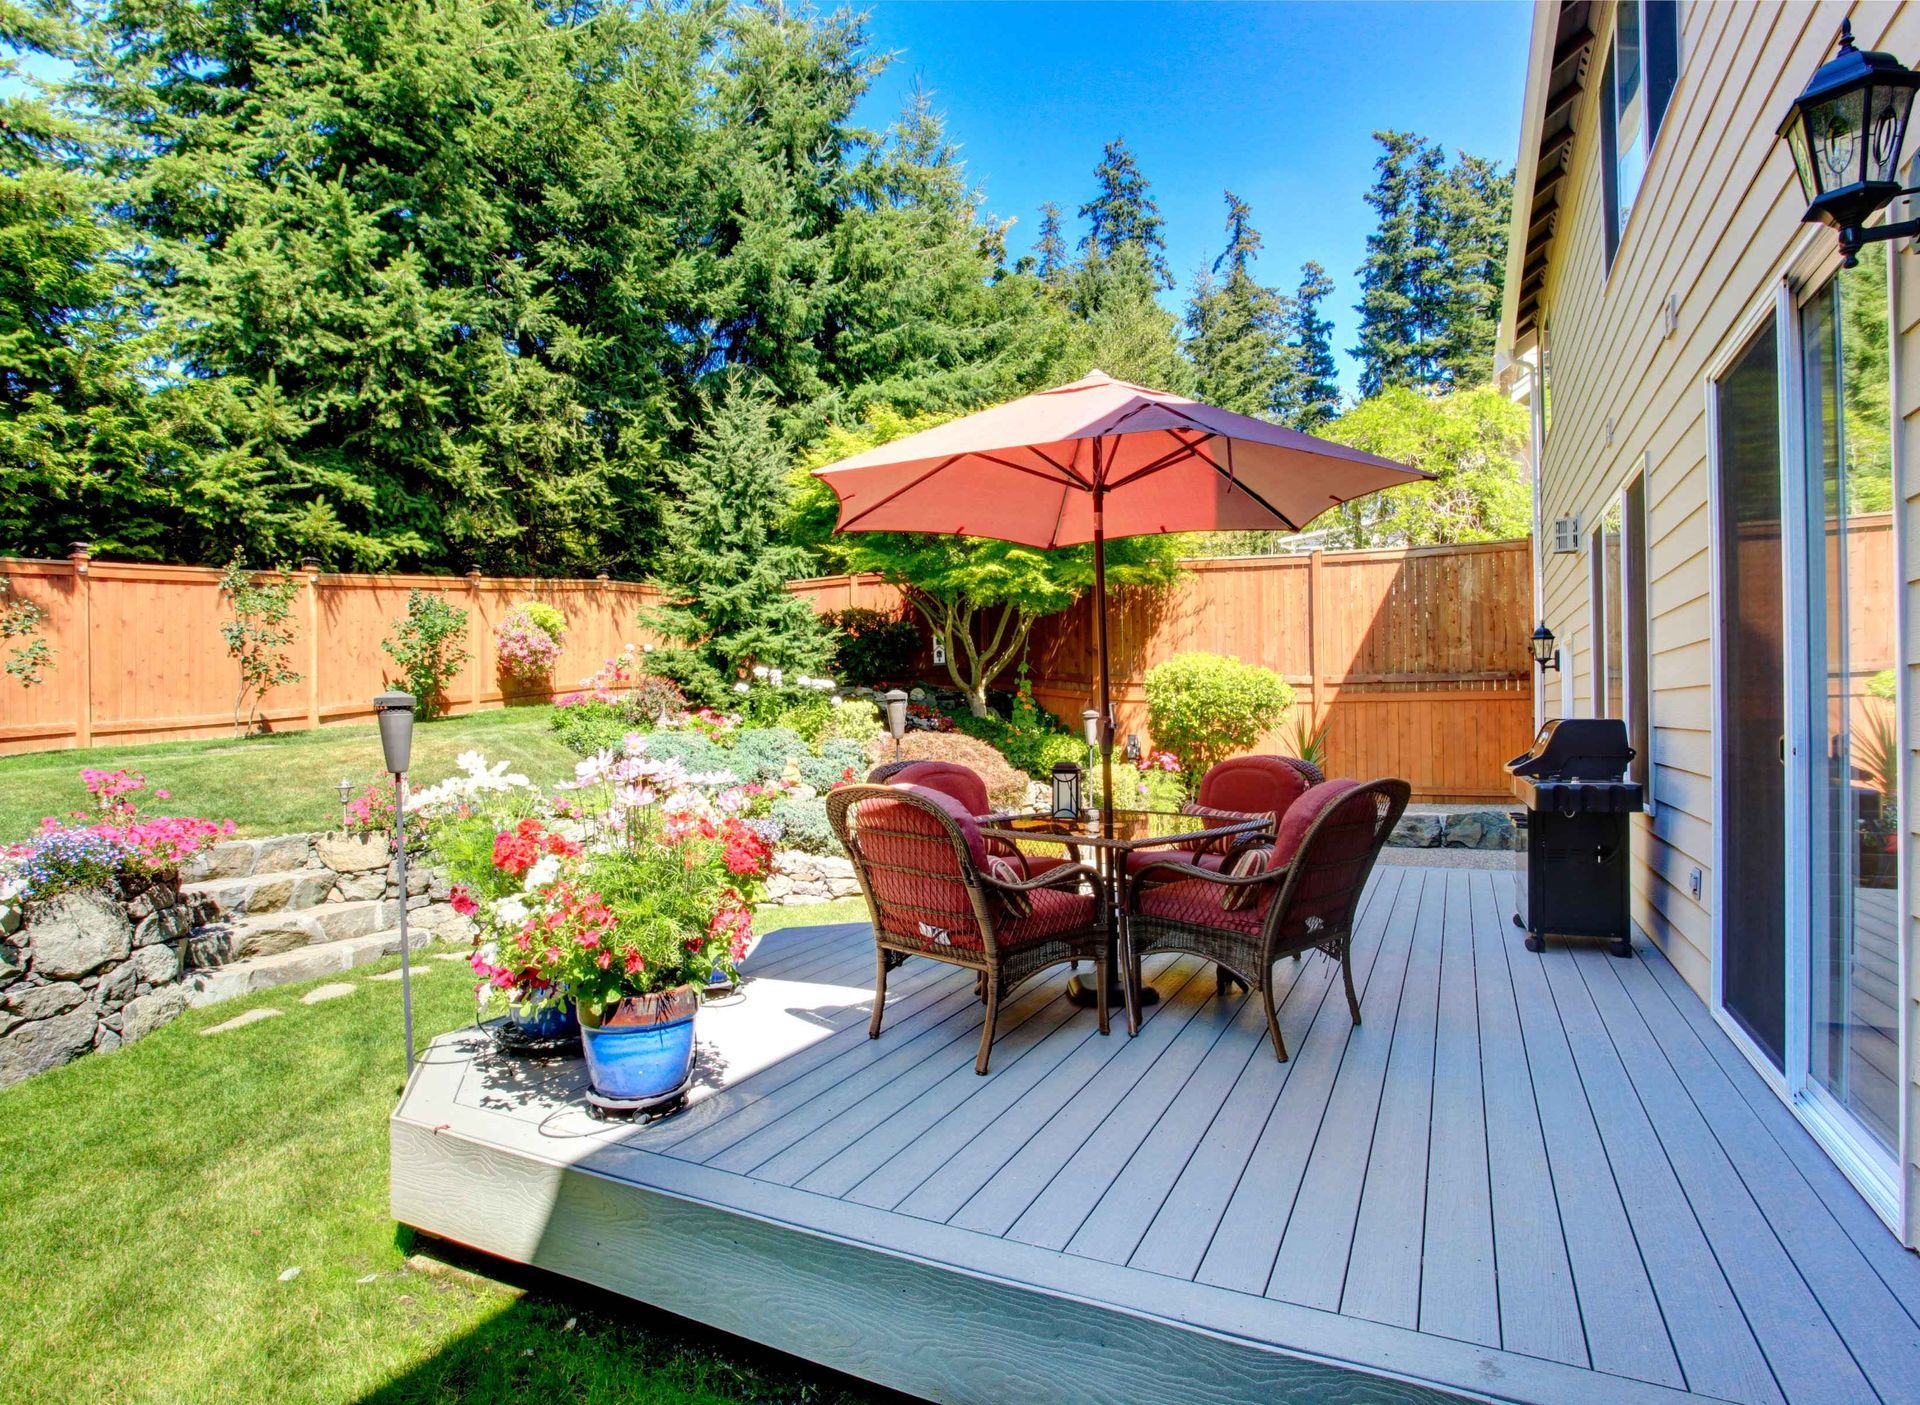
459 817 586 1039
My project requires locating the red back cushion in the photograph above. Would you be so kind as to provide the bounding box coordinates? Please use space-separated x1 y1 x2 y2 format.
889 761 991 817
1198 756 1313 825
1274 782 1387 944
854 787 988 950
1271 779 1360 868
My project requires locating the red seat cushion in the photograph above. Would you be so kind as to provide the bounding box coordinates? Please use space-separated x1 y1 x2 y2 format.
997 884 1100 948
1135 877 1270 935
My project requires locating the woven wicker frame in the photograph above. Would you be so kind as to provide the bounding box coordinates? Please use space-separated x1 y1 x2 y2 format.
1123 779 1410 1061
827 784 1109 1074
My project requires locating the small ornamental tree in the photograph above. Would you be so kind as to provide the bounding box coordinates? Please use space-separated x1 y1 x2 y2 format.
1144 651 1293 776
1 577 55 687
382 589 470 720
217 557 302 734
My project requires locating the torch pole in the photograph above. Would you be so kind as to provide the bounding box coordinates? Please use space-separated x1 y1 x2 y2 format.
395 773 413 1072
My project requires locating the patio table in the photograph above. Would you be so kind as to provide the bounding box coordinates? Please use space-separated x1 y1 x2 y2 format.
977 807 1274 1012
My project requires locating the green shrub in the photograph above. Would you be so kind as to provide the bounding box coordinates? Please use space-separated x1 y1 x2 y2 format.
381 589 470 720
767 792 835 854
797 738 867 791
1143 651 1293 776
647 646 730 708
725 727 808 784
827 608 920 686
549 701 634 756
825 696 884 746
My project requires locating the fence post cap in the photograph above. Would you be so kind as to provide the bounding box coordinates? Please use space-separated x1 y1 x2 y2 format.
464 565 483 581
595 571 610 582
299 557 321 573
67 541 92 559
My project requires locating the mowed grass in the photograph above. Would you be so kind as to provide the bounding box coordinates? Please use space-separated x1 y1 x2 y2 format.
0 905 885 1405
0 707 581 842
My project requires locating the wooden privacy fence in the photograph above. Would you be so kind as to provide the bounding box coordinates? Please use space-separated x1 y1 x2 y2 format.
792 540 1537 802
0 550 673 755
2 540 1537 800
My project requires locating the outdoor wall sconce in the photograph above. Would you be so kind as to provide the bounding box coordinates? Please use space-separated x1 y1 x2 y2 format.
1050 762 1083 821
1780 19 1920 267
1531 622 1561 673
884 689 909 760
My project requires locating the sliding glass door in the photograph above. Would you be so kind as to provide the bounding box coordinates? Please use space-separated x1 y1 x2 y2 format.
1714 315 1788 1069
1799 257 1900 1171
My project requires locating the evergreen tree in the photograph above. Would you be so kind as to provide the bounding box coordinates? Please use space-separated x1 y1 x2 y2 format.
1032 201 1070 285
1352 130 1437 395
1066 243 1191 393
1078 138 1171 289
646 376 828 678
1428 153 1514 387
1184 192 1287 417
1274 262 1340 430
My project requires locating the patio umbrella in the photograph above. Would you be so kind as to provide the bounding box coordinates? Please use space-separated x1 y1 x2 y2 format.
810 369 1426 834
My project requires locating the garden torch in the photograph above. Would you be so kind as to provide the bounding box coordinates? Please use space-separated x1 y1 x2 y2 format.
374 692 416 1072
884 689 909 762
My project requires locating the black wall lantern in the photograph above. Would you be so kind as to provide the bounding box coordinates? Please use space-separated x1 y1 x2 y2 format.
1531 622 1561 673
1780 19 1920 266
1050 761 1084 820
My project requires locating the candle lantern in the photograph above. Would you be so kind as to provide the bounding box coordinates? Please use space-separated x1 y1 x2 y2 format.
1050 762 1083 821
884 689 909 761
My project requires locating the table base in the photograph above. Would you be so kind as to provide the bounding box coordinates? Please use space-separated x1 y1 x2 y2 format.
1066 974 1157 1010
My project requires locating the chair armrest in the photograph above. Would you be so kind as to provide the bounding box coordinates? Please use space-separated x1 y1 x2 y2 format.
1177 804 1271 856
981 860 1100 896
1125 856 1287 910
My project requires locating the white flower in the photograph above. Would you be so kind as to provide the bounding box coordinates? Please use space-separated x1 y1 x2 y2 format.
492 897 528 927
523 855 561 891
752 665 769 679
795 674 812 688
642 642 654 654
768 668 783 686
733 681 750 694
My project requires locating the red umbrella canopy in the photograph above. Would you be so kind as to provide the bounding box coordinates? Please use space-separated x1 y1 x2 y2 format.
812 370 1426 546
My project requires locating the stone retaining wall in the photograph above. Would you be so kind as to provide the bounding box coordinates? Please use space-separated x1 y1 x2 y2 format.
0 879 214 1088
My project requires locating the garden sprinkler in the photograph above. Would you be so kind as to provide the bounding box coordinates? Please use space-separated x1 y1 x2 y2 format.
884 689 909 763
374 692 416 1072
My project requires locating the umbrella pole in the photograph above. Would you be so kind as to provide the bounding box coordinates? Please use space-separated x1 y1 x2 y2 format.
1093 488 1115 844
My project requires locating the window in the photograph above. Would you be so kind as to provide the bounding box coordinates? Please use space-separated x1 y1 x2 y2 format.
1601 0 1682 268
1591 479 1652 795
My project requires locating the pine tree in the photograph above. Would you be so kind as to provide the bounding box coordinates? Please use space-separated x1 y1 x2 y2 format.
1032 202 1070 285
1184 192 1287 417
1428 152 1514 387
1066 243 1191 393
1353 130 1435 396
1078 138 1171 289
1274 262 1341 430
646 376 828 678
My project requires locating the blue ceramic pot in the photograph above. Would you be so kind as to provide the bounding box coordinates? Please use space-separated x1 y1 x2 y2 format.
509 998 578 1040
579 988 697 1101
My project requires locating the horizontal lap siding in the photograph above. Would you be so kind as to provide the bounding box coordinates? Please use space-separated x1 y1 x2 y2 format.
1531 0 1920 1243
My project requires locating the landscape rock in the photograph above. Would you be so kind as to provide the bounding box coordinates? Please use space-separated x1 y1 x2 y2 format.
336 873 384 902
0 941 22 987
4 981 87 1021
95 961 139 1008
1387 814 1444 849
252 835 313 874
300 982 357 1005
119 986 189 1044
28 891 133 977
131 944 179 986
200 1007 281 1035
313 833 390 874
93 1027 121 1053
0 1007 97 1086
1444 810 1518 850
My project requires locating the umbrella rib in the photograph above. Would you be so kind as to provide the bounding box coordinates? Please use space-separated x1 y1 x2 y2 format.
974 450 1089 489
1102 431 1217 490
838 454 965 532
1025 445 1094 489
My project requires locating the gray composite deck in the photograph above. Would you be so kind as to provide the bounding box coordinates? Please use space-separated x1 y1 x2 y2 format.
391 864 1920 1405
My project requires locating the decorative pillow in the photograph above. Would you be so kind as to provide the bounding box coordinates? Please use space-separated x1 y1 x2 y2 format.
986 855 1033 918
1221 844 1275 912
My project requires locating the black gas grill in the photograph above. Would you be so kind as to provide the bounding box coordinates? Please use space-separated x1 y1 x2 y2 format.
1506 718 1642 957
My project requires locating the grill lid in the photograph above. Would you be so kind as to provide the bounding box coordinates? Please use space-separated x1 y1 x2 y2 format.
1505 718 1635 782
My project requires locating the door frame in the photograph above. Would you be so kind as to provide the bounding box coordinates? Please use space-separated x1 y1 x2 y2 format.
1705 246 1908 1231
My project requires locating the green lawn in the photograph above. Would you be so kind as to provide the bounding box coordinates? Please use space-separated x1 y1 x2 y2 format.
0 707 581 842
0 903 883 1405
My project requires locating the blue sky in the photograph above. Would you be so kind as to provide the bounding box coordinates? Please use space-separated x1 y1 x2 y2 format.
854 1 1533 393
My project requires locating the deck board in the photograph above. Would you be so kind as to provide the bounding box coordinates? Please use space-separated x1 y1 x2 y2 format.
392 863 1920 1405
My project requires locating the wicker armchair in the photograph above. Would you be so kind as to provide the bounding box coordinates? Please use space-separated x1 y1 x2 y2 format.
1122 753 1324 879
827 784 1108 1074
1124 778 1410 1061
